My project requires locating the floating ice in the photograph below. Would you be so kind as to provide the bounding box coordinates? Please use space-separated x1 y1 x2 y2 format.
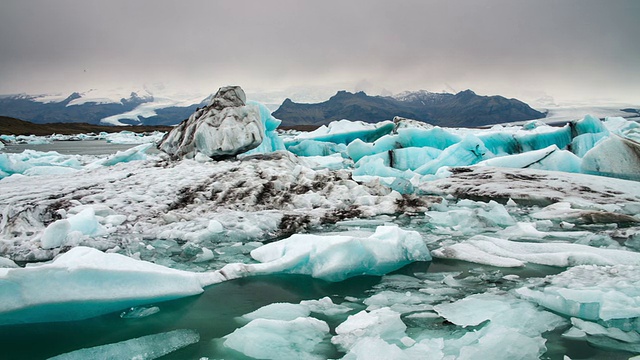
300 297 353 316
88 143 153 167
516 265 640 323
223 317 330 360
48 329 200 360
415 134 491 175
332 307 407 351
0 247 216 325
288 120 394 147
104 131 166 144
287 139 347 157
582 134 640 181
431 235 640 268
476 145 581 173
240 302 311 322
248 225 431 282
564 317 640 353
119 305 161 319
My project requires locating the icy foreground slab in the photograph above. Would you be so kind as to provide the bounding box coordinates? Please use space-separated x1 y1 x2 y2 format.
248 225 431 282
0 247 215 325
432 235 640 267
48 329 199 360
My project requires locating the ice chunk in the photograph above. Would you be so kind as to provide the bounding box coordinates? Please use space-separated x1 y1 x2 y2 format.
223 317 330 360
582 134 640 181
88 143 153 167
571 132 608 157
332 307 407 351
248 225 431 282
120 305 161 319
434 295 511 327
241 302 311 322
0 256 18 268
48 329 199 360
288 120 394 146
300 297 352 316
0 247 214 325
415 135 491 175
104 131 166 145
287 139 347 157
573 114 608 136
242 101 286 155
40 208 107 249
516 265 640 323
476 145 582 173
432 235 640 268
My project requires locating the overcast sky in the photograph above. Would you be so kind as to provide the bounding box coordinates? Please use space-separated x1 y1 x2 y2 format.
1 0 638 104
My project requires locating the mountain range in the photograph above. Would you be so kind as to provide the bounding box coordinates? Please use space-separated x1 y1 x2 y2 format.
0 88 545 128
272 90 546 127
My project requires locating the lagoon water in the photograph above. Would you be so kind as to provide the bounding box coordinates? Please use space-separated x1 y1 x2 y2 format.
2 140 141 156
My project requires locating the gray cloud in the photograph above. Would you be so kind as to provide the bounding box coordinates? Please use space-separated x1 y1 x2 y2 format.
1 0 639 103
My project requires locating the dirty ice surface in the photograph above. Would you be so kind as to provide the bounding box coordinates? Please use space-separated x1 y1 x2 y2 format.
1 110 640 359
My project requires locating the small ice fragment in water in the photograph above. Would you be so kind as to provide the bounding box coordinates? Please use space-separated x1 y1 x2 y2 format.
120 306 160 319
48 329 199 360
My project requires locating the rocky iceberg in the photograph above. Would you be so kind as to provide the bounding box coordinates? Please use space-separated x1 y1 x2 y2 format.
157 86 281 160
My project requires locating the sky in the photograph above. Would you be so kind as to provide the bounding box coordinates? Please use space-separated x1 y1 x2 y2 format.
0 0 639 105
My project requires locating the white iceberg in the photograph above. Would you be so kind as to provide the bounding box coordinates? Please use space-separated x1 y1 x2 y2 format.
431 235 640 268
247 225 431 282
223 317 330 360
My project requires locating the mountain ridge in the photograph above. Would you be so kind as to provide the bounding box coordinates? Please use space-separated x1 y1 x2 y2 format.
272 89 545 127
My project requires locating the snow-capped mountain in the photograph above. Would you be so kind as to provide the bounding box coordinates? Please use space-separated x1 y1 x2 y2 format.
0 87 209 126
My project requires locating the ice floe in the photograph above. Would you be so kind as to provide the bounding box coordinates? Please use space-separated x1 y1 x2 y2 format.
431 235 640 268
48 329 199 360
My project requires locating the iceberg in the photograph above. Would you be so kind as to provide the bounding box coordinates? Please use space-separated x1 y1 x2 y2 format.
242 100 286 156
48 329 200 360
157 86 265 159
582 134 640 180
248 225 431 282
287 120 395 148
415 134 492 175
431 235 640 268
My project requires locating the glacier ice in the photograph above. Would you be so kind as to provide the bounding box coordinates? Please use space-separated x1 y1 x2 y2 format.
48 329 199 360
